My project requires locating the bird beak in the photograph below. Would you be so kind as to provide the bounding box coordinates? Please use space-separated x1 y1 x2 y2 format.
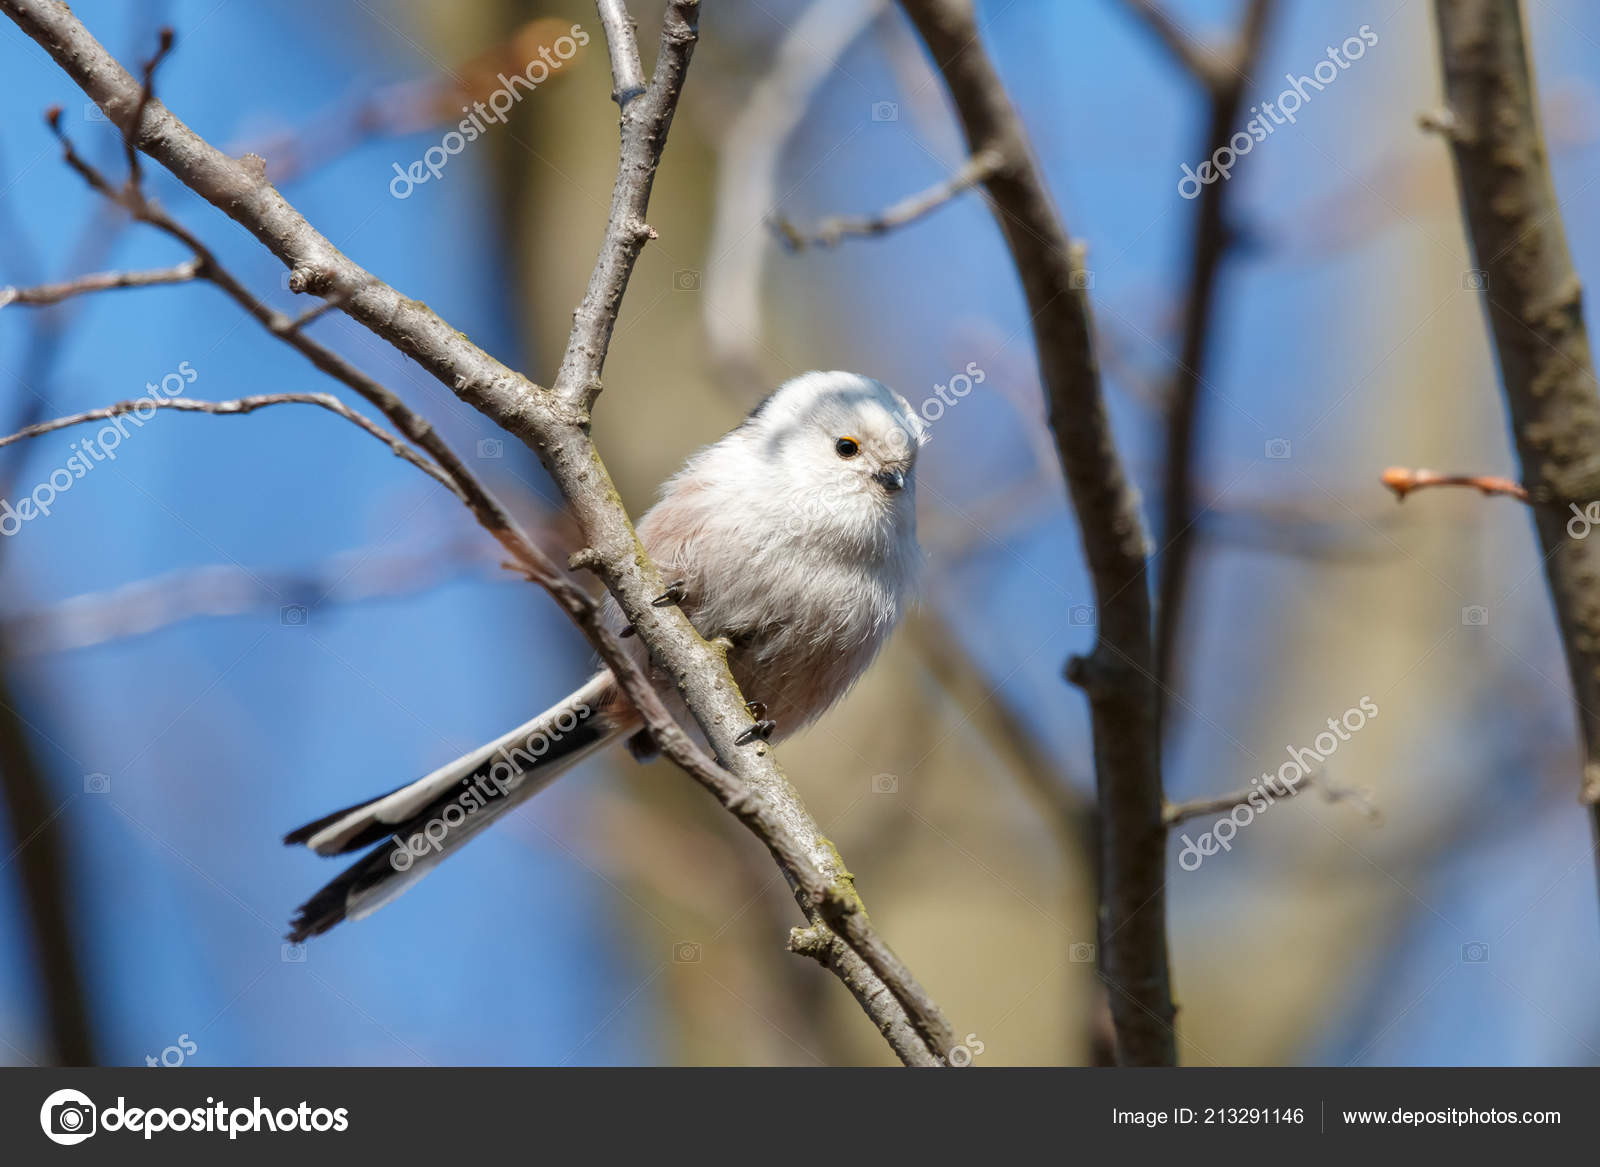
872 466 906 493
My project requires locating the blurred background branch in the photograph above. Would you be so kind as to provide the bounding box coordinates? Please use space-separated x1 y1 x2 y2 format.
1433 0 1600 827
898 0 1172 1065
1126 0 1277 727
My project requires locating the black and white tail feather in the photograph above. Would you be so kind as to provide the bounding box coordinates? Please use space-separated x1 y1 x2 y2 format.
283 675 622 942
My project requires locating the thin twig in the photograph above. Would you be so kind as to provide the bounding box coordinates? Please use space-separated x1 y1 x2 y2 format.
282 294 346 335
42 109 513 538
772 149 1003 250
0 392 457 491
234 21 572 186
0 259 199 307
1165 767 1381 828
1380 465 1530 503
551 2 691 410
122 25 173 192
1120 0 1230 89
595 0 646 107
1164 774 1312 828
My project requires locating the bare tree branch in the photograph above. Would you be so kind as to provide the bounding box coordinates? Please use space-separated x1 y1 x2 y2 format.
0 391 458 492
772 149 1003 251
1432 0 1600 819
552 2 695 411
1164 767 1381 828
896 0 1172 1065
0 258 198 307
1120 0 1231 89
2 0 954 1066
1133 0 1277 724
37 101 561 590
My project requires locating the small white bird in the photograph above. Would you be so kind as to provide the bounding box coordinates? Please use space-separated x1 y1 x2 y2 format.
285 371 927 940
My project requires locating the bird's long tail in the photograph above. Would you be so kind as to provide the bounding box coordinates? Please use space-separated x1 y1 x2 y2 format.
283 673 629 941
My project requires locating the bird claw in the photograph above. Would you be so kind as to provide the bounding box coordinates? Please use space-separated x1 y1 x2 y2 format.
651 579 687 608
734 718 776 746
744 700 767 720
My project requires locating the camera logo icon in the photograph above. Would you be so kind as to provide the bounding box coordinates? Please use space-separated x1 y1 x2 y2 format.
83 102 108 123
1069 942 1096 963
40 1088 97 1145
1463 269 1489 291
1461 941 1490 963
280 604 308 627
673 941 701 963
871 772 899 794
1068 604 1095 627
1264 437 1292 460
871 101 899 122
476 438 504 459
1069 269 1095 291
672 269 701 291
83 772 111 795
281 942 308 963
1461 605 1489 627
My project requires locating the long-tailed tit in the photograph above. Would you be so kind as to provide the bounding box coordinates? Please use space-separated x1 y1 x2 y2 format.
285 371 927 940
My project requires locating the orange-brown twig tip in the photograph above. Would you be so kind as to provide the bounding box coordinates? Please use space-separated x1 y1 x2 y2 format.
1380 466 1417 499
44 104 62 131
1379 466 1530 504
157 26 176 52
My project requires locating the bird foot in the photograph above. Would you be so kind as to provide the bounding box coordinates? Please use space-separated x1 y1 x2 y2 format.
651 579 687 608
735 715 777 746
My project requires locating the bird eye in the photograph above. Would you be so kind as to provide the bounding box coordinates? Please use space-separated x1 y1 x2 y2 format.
835 437 860 459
